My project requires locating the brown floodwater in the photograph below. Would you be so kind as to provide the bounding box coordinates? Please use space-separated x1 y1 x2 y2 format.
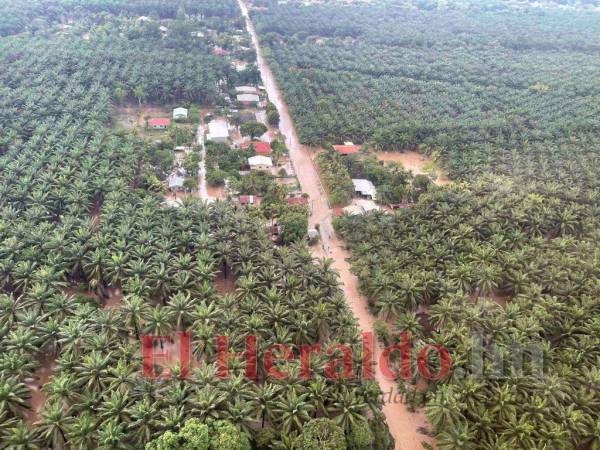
377 150 450 186
239 1 432 448
104 287 124 309
214 272 237 295
23 352 55 426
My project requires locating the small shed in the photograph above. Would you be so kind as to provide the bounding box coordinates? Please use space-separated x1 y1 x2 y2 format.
173 107 188 120
248 155 273 171
287 196 308 206
167 173 185 191
238 195 262 206
333 143 361 155
148 118 171 129
352 179 377 200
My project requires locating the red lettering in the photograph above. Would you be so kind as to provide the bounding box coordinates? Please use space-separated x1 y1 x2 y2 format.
264 344 294 380
216 335 258 380
417 344 452 381
325 344 354 380
380 332 413 380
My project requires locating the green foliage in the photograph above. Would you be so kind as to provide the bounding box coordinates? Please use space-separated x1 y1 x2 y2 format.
316 151 353 207
253 1 600 178
266 102 280 126
279 211 308 245
347 419 374 450
293 418 346 450
240 121 268 139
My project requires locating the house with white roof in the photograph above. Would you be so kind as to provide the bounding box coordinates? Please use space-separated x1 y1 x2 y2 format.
352 179 377 200
237 93 260 106
235 86 259 94
206 119 230 144
173 107 188 121
248 155 273 171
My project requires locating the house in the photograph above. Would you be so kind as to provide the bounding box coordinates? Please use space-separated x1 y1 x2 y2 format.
148 118 171 130
173 107 188 121
167 173 185 191
232 60 248 72
248 155 273 171
235 86 259 95
333 142 361 155
238 195 262 207
213 46 230 56
352 179 377 200
241 141 272 155
206 120 230 143
287 196 308 206
237 93 260 106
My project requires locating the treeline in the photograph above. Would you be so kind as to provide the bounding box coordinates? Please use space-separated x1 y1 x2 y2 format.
0 0 241 36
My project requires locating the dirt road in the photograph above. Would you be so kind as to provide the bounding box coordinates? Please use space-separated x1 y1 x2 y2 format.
238 1 432 448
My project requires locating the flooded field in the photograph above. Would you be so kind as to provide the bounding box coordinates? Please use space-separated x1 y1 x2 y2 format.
376 150 450 185
114 104 172 129
207 184 227 200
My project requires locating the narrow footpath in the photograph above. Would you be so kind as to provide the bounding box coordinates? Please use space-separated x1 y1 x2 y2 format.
238 1 432 449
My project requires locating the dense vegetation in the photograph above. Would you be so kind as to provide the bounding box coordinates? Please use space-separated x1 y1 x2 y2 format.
252 0 600 178
250 0 600 448
0 1 393 448
335 169 600 448
316 149 432 206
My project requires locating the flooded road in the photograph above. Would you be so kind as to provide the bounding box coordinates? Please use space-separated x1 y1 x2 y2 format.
196 123 210 201
239 1 432 448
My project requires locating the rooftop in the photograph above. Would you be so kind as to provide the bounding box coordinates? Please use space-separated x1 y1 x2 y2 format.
352 178 377 199
148 118 170 127
241 141 272 154
207 120 229 139
333 144 361 155
248 155 273 167
237 93 260 103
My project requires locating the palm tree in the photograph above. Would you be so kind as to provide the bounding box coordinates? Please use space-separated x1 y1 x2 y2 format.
35 401 73 449
0 375 31 417
272 388 313 434
144 307 173 350
119 295 150 339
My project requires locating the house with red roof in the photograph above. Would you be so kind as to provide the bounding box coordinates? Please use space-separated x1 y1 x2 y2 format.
332 142 361 155
238 195 262 207
287 196 308 206
148 118 171 130
241 141 272 155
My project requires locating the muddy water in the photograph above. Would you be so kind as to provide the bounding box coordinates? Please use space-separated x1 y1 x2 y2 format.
196 123 210 200
105 287 124 309
377 150 450 186
240 1 432 448
214 272 237 295
23 352 55 426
